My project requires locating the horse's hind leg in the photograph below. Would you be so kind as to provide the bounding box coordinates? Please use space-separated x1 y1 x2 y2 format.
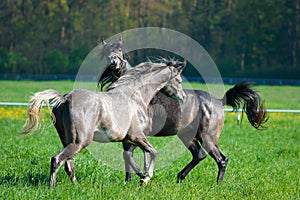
208 144 228 184
52 108 77 184
177 138 207 182
65 159 76 183
50 143 83 187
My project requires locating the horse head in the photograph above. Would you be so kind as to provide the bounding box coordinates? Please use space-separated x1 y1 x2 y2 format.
99 36 127 69
98 37 131 91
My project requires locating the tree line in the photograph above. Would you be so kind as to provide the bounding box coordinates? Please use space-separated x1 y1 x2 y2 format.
0 0 299 79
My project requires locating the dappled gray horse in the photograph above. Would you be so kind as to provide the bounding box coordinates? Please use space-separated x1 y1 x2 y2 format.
22 60 186 187
98 39 268 184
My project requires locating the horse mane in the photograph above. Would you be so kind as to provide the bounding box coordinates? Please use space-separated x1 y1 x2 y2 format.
107 62 166 91
97 64 127 91
98 56 184 91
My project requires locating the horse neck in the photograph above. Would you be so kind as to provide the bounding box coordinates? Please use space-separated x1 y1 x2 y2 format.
137 83 167 106
111 71 170 106
116 60 131 77
123 60 132 71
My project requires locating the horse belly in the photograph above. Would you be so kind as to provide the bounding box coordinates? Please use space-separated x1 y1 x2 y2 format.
93 127 126 143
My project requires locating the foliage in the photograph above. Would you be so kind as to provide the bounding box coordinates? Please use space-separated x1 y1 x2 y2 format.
0 0 299 78
45 50 69 74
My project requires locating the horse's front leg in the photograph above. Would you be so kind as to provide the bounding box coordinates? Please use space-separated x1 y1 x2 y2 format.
143 151 149 173
135 138 157 185
122 141 145 182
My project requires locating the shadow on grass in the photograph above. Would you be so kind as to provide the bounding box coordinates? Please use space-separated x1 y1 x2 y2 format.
0 172 48 186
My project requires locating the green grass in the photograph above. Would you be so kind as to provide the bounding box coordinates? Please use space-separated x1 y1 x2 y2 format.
0 80 299 199
1 80 299 109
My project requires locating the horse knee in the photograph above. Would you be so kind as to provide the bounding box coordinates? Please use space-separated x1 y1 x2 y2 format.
218 160 227 170
218 155 228 169
149 148 157 159
224 156 229 164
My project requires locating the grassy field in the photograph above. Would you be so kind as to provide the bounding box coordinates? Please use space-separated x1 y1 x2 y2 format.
0 80 299 199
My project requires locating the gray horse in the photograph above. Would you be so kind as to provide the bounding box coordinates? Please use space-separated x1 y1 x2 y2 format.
22 60 186 187
98 38 268 184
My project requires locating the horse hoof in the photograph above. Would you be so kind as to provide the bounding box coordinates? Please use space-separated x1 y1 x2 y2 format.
177 173 185 183
140 176 151 186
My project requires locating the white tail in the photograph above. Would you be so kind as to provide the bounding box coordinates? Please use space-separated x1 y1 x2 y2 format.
21 89 65 135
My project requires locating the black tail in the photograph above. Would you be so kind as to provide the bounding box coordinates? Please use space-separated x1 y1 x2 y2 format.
222 81 268 129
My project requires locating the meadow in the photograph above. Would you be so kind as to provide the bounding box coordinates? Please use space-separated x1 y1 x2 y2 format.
0 80 299 199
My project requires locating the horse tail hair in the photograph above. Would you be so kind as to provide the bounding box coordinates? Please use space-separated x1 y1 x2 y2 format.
222 81 269 129
21 89 66 135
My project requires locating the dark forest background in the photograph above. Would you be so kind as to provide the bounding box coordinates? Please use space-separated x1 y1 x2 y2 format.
0 0 299 79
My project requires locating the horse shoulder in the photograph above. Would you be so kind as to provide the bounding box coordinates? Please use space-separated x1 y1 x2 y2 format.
94 93 133 142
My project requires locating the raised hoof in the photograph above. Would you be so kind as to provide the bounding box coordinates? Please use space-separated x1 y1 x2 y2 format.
177 173 185 183
140 176 151 186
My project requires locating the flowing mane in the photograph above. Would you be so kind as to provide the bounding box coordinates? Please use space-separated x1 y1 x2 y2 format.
98 56 182 91
107 62 167 91
98 64 127 90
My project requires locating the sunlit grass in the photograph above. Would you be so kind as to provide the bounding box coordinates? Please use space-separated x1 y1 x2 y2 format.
0 81 299 199
0 112 299 199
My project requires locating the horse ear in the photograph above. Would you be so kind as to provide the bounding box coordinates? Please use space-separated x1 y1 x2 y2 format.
102 38 107 45
119 36 123 45
177 59 187 73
